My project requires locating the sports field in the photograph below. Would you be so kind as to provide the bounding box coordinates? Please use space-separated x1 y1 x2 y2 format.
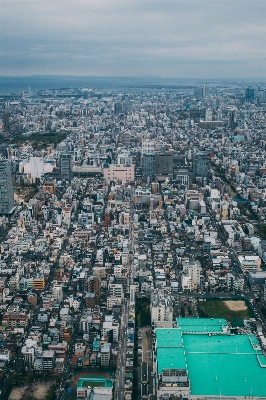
199 299 251 321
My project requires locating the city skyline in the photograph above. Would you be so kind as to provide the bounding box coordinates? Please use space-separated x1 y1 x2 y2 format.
1 0 265 79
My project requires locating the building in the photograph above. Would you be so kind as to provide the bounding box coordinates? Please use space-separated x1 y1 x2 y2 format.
248 271 266 287
154 152 173 178
100 343 111 366
0 159 14 215
114 102 123 114
245 87 255 102
142 153 155 182
205 108 212 122
29 157 44 179
238 255 261 274
103 164 134 182
142 139 155 155
52 284 63 303
182 260 201 290
193 152 209 182
154 318 266 399
42 350 55 371
150 289 173 324
60 153 72 181
228 109 238 129
194 86 207 99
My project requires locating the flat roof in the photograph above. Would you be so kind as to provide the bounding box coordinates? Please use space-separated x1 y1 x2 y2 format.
156 319 266 397
156 328 186 373
177 317 227 333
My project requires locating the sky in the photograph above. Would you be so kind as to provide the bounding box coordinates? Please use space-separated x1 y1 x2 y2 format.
0 0 265 78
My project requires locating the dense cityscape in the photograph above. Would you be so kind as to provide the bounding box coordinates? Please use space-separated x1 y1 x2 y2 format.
0 81 265 400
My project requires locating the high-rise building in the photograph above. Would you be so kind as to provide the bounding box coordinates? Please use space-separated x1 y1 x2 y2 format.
142 153 155 182
228 109 238 129
193 152 209 182
216 108 222 121
60 153 72 181
114 102 122 114
3 111 10 133
194 86 208 99
0 159 14 215
205 108 212 122
245 87 255 102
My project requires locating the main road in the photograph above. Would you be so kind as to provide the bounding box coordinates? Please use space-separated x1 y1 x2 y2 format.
117 301 128 400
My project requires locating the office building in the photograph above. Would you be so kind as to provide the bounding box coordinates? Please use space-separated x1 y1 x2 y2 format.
114 102 123 114
3 111 10 133
245 87 255 102
60 153 72 181
205 108 212 122
0 159 14 215
142 153 155 182
154 152 173 178
217 108 222 121
193 152 209 182
228 109 238 129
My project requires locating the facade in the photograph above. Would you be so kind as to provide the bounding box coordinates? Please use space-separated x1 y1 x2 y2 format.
150 289 173 323
60 153 72 181
182 260 201 290
193 152 209 181
154 152 173 177
103 164 134 182
0 159 14 215
142 140 155 155
29 157 44 179
142 153 155 182
114 102 122 114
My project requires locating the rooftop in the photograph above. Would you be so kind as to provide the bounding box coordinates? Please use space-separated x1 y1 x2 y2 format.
156 318 266 397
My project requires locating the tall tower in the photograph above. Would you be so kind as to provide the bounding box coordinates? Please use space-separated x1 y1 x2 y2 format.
3 111 10 133
205 108 212 122
60 153 72 181
245 87 254 102
228 110 238 129
0 159 14 215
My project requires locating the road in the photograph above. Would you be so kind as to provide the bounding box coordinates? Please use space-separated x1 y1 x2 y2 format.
57 314 82 399
117 186 135 400
117 301 128 400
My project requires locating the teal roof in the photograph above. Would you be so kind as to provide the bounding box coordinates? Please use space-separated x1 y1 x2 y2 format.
177 317 227 333
156 319 266 397
156 328 186 373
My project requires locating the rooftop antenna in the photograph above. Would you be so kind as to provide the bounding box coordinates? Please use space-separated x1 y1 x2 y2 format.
216 374 218 381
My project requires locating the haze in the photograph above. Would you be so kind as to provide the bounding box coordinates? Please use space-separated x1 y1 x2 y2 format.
1 0 265 78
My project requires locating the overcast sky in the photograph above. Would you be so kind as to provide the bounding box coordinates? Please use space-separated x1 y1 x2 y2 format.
1 0 265 78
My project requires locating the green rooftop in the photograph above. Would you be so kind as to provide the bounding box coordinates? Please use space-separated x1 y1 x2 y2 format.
156 318 266 397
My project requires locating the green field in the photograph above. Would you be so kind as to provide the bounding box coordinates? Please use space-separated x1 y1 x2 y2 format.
199 300 252 322
81 380 105 388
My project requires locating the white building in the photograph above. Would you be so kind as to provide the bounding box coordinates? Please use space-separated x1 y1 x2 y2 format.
182 275 192 292
100 343 111 366
109 283 124 298
182 260 201 290
150 289 173 323
52 284 63 303
142 139 155 155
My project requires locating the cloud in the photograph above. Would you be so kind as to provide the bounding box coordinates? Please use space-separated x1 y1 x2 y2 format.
0 0 265 77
